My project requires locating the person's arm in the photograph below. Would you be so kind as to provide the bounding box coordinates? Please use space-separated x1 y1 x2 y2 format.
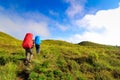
31 40 34 48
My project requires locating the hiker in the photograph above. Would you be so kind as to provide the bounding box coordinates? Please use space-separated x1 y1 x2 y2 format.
35 35 41 54
22 33 34 63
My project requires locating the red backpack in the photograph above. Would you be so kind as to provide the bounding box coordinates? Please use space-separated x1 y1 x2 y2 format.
22 33 33 49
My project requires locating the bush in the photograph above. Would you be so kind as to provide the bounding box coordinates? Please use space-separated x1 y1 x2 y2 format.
112 69 120 79
37 74 46 80
66 73 73 80
80 63 94 73
29 71 37 79
0 56 6 66
42 61 50 68
45 70 54 79
94 70 114 80
87 51 99 65
54 69 62 77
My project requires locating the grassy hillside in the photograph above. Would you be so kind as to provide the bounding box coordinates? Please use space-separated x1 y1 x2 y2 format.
0 32 120 80
78 41 105 46
78 41 115 48
0 32 21 45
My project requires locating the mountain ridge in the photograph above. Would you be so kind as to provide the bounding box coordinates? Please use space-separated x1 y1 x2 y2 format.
0 31 114 47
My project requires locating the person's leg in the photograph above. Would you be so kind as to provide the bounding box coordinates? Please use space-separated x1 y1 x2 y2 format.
36 44 40 54
38 45 40 53
35 45 37 53
37 45 40 53
25 49 29 62
29 54 33 62
29 49 33 62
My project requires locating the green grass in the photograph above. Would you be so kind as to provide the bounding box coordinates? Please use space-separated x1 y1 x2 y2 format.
0 31 120 80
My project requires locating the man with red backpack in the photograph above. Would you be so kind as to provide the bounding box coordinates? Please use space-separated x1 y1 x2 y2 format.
22 33 34 63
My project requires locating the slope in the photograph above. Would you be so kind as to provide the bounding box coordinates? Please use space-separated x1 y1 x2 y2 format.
0 32 120 80
0 32 21 46
79 41 105 46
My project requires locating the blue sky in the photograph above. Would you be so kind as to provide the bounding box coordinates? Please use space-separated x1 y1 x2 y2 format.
0 0 120 45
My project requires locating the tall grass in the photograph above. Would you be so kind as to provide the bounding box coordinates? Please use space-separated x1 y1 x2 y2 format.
0 62 17 80
0 32 120 80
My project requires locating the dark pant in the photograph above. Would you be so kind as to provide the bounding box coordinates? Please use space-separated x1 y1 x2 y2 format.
35 44 40 54
25 48 33 62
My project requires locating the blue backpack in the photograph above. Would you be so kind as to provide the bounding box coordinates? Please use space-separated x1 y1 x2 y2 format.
35 36 41 45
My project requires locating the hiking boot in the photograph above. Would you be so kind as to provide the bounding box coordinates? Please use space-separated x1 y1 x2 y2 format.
28 60 31 63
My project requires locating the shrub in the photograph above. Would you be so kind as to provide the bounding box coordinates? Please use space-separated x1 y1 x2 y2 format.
80 63 94 73
66 73 73 80
87 51 99 65
42 61 50 68
0 62 17 80
37 74 46 80
94 70 114 80
57 57 67 72
29 71 37 79
0 56 6 66
45 70 54 79
112 69 120 79
54 69 62 77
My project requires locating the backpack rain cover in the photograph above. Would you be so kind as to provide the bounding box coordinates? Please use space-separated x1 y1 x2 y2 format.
35 36 41 45
22 33 33 49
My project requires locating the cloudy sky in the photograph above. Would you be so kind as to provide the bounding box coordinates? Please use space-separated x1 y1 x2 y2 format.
0 0 120 45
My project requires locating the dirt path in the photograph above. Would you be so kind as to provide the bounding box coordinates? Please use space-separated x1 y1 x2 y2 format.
16 59 31 80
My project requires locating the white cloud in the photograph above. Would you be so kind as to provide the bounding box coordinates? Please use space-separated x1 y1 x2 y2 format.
76 8 120 31
65 0 86 18
0 6 50 39
49 10 59 17
68 32 107 44
25 20 50 37
68 6 120 45
55 23 69 31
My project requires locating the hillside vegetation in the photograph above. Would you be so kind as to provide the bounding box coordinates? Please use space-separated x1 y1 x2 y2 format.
0 32 120 80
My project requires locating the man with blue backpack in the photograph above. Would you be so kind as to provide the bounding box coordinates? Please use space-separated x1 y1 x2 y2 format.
35 36 41 54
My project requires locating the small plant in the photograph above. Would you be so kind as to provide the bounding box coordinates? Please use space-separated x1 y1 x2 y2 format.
87 51 99 65
112 69 120 79
37 74 46 80
94 70 114 80
54 69 62 77
66 73 73 80
0 62 17 80
80 62 94 73
42 61 50 68
57 57 68 72
0 56 6 66
45 70 54 79
29 71 37 79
